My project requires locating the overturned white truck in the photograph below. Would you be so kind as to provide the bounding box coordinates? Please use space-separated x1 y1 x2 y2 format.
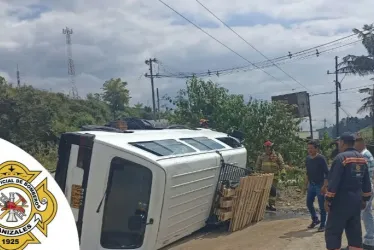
54 127 248 250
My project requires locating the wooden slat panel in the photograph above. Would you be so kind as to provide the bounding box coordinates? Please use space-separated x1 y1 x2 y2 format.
228 174 274 232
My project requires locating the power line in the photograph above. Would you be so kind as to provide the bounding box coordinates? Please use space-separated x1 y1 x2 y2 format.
158 0 299 90
195 0 310 92
156 39 362 79
310 83 372 97
340 106 352 117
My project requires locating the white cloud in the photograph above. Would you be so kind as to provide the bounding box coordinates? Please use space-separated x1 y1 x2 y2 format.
0 0 373 131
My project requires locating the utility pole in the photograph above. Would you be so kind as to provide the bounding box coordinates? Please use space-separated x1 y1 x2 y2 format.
327 56 341 138
372 84 374 141
145 58 157 119
16 64 20 87
156 88 160 120
307 93 313 139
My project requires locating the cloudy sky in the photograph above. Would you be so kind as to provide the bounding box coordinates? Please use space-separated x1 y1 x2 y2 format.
0 0 373 130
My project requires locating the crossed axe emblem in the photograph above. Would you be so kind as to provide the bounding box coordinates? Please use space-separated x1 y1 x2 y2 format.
0 192 28 222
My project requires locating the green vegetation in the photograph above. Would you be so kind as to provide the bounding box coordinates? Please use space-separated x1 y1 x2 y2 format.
0 75 308 173
359 126 374 141
0 77 152 171
165 77 306 168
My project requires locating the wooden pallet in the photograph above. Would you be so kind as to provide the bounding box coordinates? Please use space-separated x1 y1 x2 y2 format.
253 174 274 222
228 174 274 232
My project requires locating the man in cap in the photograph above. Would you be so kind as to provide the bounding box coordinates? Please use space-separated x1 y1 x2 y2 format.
255 140 287 211
324 132 372 250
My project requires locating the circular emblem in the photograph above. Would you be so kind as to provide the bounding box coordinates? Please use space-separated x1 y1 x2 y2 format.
0 161 57 250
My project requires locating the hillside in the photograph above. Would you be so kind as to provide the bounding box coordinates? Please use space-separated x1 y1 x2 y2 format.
359 126 374 141
317 116 372 138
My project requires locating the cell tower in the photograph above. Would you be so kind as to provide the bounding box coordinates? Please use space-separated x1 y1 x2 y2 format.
62 27 79 98
16 64 20 87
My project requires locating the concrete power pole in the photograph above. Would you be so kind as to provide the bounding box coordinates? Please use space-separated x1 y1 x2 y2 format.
157 88 160 120
327 56 341 138
145 58 157 119
16 64 20 87
62 27 79 99
372 84 374 141
307 93 313 139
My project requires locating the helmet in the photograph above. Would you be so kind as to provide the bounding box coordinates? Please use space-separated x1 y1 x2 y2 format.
263 140 274 147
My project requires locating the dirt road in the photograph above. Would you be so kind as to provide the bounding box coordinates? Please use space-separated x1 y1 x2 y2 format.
163 187 365 250
164 216 349 250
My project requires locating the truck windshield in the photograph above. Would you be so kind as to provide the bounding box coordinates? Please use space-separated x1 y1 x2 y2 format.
100 157 152 249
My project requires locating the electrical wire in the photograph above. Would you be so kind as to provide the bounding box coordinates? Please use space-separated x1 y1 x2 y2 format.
310 83 372 97
158 0 309 90
340 106 352 117
154 39 362 79
195 0 310 92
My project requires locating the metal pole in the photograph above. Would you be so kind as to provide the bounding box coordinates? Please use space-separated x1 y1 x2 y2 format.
372 84 374 141
145 58 157 120
335 56 339 138
307 93 313 139
156 88 160 121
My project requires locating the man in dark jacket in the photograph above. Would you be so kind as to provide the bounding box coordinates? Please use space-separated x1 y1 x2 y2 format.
324 132 372 250
305 140 329 232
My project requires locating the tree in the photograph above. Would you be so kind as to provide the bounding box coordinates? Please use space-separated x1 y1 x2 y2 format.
101 78 130 119
339 24 374 77
125 103 153 120
339 24 374 115
339 24 374 140
319 131 333 160
357 83 374 114
0 80 111 170
166 77 305 168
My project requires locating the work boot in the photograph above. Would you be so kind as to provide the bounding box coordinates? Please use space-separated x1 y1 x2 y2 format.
267 205 276 211
307 219 320 229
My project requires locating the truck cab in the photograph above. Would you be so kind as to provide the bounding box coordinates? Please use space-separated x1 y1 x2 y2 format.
54 128 246 250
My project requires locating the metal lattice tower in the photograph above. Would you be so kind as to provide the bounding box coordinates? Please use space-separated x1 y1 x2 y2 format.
62 27 79 98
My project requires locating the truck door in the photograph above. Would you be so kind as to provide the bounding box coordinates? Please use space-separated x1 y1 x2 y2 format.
54 132 95 240
87 148 165 250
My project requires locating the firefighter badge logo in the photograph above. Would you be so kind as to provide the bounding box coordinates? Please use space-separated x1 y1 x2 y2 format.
0 161 57 250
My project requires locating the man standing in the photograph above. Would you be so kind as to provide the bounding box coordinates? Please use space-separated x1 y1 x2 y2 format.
355 137 374 250
305 140 329 232
255 140 287 211
324 132 372 250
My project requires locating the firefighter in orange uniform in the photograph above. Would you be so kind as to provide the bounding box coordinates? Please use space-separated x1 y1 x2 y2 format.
324 133 372 250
